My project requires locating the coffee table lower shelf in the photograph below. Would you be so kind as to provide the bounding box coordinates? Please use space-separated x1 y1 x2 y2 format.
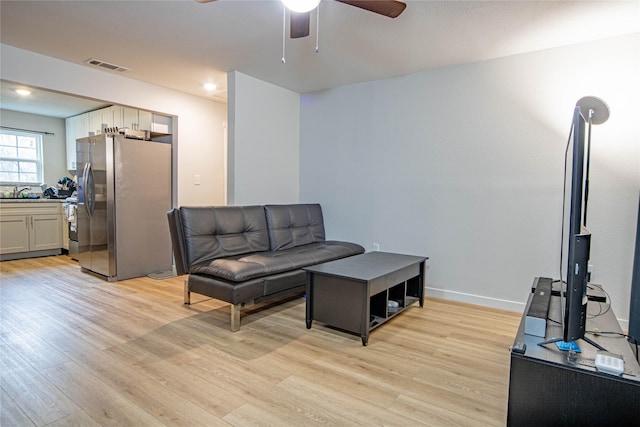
304 252 427 346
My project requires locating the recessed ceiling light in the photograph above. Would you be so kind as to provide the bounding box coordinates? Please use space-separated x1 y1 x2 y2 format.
14 89 31 96
203 82 217 92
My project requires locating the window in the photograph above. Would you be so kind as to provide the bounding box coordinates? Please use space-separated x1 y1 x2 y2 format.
0 129 43 185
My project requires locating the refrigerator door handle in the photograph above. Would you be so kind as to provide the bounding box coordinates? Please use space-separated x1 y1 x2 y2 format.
81 162 90 216
84 162 96 217
88 163 96 217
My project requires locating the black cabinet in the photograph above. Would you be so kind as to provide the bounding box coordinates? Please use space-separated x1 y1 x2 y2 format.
507 282 640 426
305 252 427 346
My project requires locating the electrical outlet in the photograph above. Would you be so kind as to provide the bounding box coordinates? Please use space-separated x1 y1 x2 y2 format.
373 243 380 251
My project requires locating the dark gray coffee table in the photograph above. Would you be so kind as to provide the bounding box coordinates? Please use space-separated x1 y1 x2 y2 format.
304 251 428 346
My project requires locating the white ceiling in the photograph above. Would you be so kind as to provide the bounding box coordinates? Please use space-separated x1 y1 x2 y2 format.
1 82 111 119
1 0 639 117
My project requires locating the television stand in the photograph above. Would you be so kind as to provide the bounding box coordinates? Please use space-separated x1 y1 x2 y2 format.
507 282 640 426
537 335 607 352
538 280 608 351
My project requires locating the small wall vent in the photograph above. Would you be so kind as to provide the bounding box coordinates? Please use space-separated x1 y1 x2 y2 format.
85 59 131 72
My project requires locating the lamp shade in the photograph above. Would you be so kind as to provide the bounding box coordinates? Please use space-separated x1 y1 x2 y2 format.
281 0 321 13
576 96 610 125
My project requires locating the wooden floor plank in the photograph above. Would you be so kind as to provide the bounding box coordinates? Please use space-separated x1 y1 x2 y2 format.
43 410 102 427
0 255 521 426
0 344 82 426
0 387 37 427
41 362 168 426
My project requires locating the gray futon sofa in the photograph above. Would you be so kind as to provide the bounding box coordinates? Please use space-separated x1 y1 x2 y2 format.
167 203 364 331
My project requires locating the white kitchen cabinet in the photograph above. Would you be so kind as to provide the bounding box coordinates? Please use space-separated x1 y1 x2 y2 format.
112 105 124 128
30 214 62 251
89 107 114 135
88 110 101 135
65 113 89 171
151 113 172 134
66 106 170 171
65 114 78 171
100 106 115 132
138 110 152 131
122 107 138 129
66 106 116 171
0 215 30 253
0 203 63 259
118 107 152 131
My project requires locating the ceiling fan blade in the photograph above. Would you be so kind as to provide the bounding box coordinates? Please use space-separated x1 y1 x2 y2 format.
195 0 217 3
290 11 311 38
335 0 406 18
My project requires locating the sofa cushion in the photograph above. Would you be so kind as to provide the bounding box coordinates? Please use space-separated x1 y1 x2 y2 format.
180 206 270 268
190 241 364 282
264 204 326 251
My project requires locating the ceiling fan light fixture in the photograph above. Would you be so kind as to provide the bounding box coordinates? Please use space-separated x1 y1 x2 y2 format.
281 0 321 13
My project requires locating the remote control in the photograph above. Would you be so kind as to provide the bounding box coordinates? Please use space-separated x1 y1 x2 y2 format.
594 351 624 376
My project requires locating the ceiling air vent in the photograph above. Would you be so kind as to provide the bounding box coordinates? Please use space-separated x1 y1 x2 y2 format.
85 58 130 72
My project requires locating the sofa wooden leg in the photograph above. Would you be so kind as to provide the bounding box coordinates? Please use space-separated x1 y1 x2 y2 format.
230 304 241 332
184 279 191 305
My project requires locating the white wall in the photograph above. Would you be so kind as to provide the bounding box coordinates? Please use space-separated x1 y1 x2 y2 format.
227 71 300 205
0 109 68 186
299 34 640 326
0 44 227 207
3 37 638 326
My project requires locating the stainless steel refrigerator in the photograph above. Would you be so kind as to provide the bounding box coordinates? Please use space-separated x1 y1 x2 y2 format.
76 134 172 281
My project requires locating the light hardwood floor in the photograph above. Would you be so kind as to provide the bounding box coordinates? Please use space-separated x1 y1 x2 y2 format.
1 255 521 426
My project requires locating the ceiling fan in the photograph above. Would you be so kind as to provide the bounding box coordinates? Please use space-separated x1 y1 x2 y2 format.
196 0 407 39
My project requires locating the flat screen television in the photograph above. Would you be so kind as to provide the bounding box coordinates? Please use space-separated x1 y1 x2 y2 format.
564 106 590 343
540 105 606 351
564 229 591 343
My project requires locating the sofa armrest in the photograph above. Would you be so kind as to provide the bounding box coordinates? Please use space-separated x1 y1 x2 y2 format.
167 208 189 276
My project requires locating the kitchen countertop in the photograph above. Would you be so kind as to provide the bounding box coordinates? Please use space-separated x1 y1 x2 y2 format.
0 198 68 203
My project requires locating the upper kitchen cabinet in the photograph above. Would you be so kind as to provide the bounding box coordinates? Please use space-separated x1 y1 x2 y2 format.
66 105 112 171
65 113 89 171
66 106 172 171
65 115 75 171
151 114 172 135
89 109 102 135
89 106 115 135
139 110 153 131
114 106 152 131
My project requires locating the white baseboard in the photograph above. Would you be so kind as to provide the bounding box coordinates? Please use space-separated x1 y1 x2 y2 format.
426 287 632 333
425 286 525 313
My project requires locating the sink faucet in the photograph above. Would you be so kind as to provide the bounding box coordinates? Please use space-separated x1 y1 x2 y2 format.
14 186 31 197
